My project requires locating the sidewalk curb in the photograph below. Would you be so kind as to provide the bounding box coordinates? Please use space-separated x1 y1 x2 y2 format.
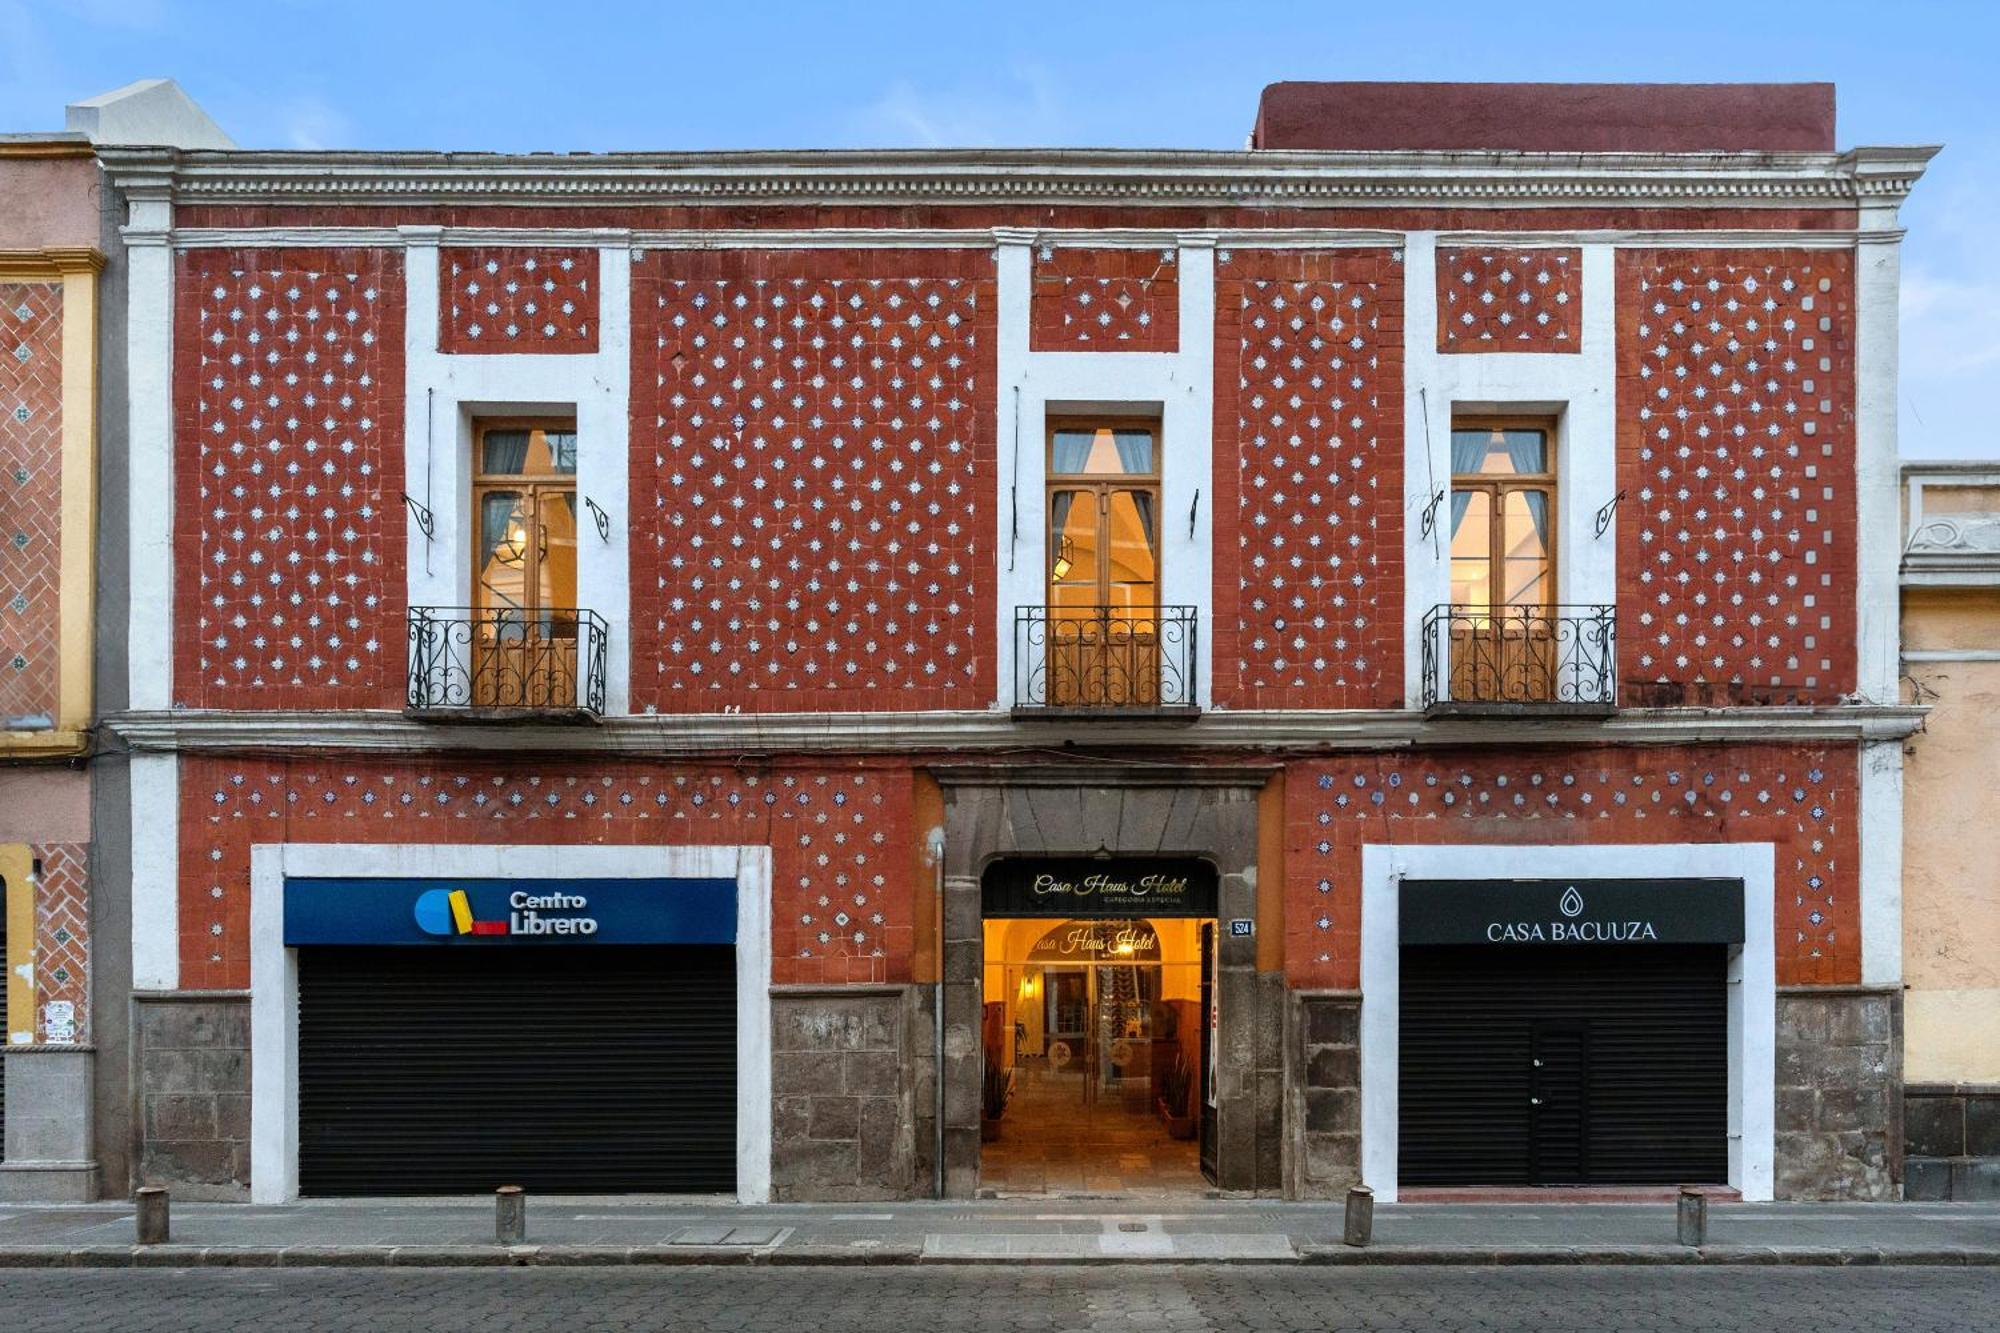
1 1244 1997 1269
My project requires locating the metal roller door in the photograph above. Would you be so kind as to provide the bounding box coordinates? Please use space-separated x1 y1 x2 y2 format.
299 945 735 1196
1399 943 1728 1186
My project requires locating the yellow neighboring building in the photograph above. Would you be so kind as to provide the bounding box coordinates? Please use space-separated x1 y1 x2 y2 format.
1901 462 2000 1200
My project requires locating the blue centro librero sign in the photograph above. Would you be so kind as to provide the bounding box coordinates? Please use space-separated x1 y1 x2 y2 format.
283 877 736 947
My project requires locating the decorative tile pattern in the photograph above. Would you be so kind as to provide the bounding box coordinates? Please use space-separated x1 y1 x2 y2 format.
439 247 598 354
630 250 996 712
1029 247 1179 351
173 249 407 709
1618 250 1856 704
0 282 63 725
178 757 915 989
1212 250 1404 708
32 842 89 1043
1437 246 1581 351
1287 745 1860 990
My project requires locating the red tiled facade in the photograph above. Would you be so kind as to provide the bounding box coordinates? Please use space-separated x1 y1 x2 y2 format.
629 249 997 712
1436 246 1582 352
1286 744 1860 990
1617 249 1857 704
1212 249 1405 708
439 246 598 354
172 248 408 710
32 841 89 1042
177 756 916 991
1029 246 1180 351
0 281 63 724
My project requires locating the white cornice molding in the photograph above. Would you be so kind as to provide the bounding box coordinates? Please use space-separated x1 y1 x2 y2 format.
93 144 1938 212
104 704 1928 756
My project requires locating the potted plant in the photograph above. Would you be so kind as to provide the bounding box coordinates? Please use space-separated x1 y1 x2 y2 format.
981 1063 1014 1142
1158 1052 1196 1140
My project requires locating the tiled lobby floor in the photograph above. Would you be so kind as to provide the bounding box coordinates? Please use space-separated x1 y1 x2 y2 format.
979 1065 1207 1196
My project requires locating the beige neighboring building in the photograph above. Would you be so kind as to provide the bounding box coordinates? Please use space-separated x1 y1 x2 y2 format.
1901 462 2000 1200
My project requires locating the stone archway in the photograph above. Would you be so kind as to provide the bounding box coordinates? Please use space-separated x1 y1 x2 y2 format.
927 764 1278 1196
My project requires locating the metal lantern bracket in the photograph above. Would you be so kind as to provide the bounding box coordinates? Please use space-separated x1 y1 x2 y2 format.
1418 488 1447 542
1594 488 1627 539
1188 487 1201 539
402 493 436 541
583 495 612 543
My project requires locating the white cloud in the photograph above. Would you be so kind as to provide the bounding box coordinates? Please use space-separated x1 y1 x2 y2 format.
1897 145 2000 459
844 65 1068 149
275 94 352 150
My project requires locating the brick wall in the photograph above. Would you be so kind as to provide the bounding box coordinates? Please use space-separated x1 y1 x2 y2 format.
1616 249 1857 704
439 246 597 353
1285 743 1861 989
1029 246 1179 351
172 249 408 710
31 842 87 1043
1436 246 1581 352
0 281 63 726
629 249 996 712
176 755 916 990
1213 249 1405 708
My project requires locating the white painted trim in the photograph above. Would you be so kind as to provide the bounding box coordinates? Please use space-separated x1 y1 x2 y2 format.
1902 649 2000 662
1855 222 1903 705
1858 739 1904 987
128 751 180 990
1401 240 1618 705
249 841 773 1204
993 241 1217 709
1358 841 1776 1203
400 232 635 714
124 198 174 710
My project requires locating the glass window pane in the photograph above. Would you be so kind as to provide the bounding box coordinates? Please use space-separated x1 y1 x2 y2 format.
475 490 529 616
481 430 532 475
538 490 578 609
537 430 578 475
1048 490 1097 588
1502 490 1551 607
1449 490 1491 608
1474 427 1547 476
1052 426 1153 476
1105 489 1157 588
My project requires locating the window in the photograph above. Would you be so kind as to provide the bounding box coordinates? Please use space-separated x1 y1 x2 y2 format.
470 420 580 708
1045 419 1162 705
1446 419 1557 700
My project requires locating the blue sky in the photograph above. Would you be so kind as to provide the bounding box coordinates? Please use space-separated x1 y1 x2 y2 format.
4 0 1995 457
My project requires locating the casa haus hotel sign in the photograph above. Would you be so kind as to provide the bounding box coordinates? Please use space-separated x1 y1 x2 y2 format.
981 857 1219 919
1400 878 1744 947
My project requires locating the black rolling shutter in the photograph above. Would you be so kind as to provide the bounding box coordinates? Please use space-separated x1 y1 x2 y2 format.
298 946 735 1196
1399 943 1728 1186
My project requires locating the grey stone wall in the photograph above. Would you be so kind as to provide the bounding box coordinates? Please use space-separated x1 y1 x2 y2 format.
1775 987 1900 1201
1285 992 1361 1198
1905 1084 2000 1201
131 996 249 1200
770 985 918 1202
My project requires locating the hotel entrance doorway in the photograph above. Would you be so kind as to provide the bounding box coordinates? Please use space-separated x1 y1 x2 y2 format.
977 858 1219 1196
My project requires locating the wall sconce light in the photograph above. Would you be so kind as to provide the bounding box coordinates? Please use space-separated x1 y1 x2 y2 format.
1050 535 1075 582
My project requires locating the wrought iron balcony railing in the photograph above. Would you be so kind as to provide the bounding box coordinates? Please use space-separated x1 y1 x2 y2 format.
407 606 608 718
1420 603 1616 711
1014 605 1198 713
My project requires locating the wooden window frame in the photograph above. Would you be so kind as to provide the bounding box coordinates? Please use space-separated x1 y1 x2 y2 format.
1449 415 1558 612
1044 415 1163 610
471 417 578 618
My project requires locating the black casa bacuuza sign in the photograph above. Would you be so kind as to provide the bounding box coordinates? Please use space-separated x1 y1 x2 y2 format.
1400 878 1744 946
981 857 1219 919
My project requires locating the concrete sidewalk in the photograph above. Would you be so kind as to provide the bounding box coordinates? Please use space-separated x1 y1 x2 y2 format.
2 1197 1998 1267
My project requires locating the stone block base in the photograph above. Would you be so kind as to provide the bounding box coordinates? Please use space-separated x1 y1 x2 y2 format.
132 995 250 1200
1905 1083 2000 1201
770 985 919 1201
1774 987 1901 1201
1285 991 1361 1199
0 1047 99 1200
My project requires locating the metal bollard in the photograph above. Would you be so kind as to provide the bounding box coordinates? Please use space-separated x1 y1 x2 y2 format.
1676 1185 1707 1247
135 1186 170 1245
1343 1184 1375 1247
496 1185 526 1245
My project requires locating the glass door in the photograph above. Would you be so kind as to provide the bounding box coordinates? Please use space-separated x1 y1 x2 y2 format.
1447 421 1556 701
472 422 579 707
1047 422 1160 706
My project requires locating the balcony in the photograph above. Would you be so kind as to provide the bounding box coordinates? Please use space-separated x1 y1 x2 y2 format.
1014 605 1198 716
406 606 607 720
1420 604 1616 715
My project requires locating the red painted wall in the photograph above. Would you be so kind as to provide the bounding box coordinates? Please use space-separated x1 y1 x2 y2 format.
1029 246 1179 352
628 249 997 712
172 248 408 710
1212 249 1405 709
438 246 598 354
177 755 916 990
1436 247 1581 353
1285 744 1861 991
1616 250 1857 705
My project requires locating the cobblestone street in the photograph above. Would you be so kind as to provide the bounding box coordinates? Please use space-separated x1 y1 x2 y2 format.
0 1265 1993 1331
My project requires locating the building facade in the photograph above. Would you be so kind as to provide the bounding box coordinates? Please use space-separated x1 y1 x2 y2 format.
89 81 1931 1203
1901 462 2000 1200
